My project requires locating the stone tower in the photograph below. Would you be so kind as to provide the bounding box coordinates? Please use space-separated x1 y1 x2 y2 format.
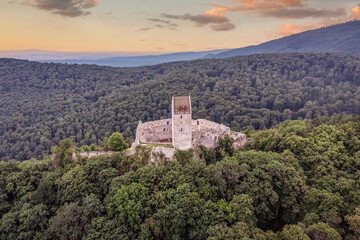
172 96 192 150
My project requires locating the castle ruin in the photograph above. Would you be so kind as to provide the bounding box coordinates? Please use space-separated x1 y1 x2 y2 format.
131 96 247 158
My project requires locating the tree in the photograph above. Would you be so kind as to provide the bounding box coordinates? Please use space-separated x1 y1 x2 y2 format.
45 203 87 240
107 182 151 230
107 132 128 151
280 223 310 240
18 203 50 240
206 223 235 240
345 207 360 238
56 166 93 204
229 194 257 227
279 120 307 137
53 138 74 167
306 222 341 240
84 217 134 240
156 183 224 240
218 135 234 157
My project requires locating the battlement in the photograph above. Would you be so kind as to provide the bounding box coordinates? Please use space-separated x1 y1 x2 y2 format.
192 119 229 132
173 96 191 115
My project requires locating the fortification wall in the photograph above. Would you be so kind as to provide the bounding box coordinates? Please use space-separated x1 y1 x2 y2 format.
71 151 115 161
150 147 176 163
136 118 172 144
191 119 231 148
192 119 230 132
230 132 247 149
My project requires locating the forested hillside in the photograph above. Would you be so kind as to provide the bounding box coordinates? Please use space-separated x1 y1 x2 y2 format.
1 117 360 239
210 21 360 58
1 52 360 161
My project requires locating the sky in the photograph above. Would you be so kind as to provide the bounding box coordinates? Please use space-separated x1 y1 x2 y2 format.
0 0 359 55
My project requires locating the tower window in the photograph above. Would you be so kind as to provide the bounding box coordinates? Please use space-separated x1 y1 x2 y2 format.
180 128 183 132
180 115 182 119
163 128 166 131
197 121 199 125
167 121 169 125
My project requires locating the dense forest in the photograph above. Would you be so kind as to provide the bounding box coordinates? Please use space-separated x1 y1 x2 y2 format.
1 116 360 239
1 52 360 161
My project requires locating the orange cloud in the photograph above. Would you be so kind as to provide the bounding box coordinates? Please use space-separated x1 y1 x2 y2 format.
205 3 241 16
233 0 303 10
224 0 346 19
276 23 308 36
351 5 360 20
277 0 303 7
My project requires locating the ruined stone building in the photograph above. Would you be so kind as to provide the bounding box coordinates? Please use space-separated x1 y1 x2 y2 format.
131 96 247 158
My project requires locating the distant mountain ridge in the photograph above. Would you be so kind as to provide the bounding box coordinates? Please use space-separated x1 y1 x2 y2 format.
208 21 360 59
38 49 229 67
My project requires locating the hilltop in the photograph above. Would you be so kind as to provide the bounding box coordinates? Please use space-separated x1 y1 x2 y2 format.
209 21 360 58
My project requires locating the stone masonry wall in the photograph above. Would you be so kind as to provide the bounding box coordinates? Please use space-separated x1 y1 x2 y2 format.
191 119 231 148
135 119 172 144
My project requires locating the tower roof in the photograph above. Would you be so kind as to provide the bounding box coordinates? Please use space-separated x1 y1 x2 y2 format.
173 96 191 115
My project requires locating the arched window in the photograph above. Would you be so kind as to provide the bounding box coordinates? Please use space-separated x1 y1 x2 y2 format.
180 115 182 119
197 121 199 125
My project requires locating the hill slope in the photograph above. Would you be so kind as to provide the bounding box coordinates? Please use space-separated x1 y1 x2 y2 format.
209 21 360 58
1 52 360 161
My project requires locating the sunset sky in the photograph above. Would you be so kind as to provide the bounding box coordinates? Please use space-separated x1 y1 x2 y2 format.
0 0 359 54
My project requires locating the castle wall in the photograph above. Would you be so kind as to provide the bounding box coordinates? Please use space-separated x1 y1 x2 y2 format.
135 119 172 144
191 119 231 148
151 147 176 162
230 132 248 149
71 151 115 161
